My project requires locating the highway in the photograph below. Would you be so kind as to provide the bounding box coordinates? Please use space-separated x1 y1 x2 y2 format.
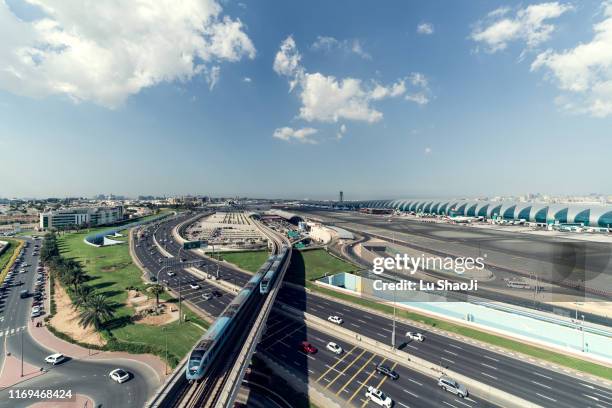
0 237 159 408
135 212 612 408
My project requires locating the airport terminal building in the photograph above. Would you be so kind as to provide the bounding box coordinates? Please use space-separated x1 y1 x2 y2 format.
346 199 612 228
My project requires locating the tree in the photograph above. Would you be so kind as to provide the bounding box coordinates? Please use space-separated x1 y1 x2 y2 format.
64 264 87 293
79 294 115 331
147 284 165 309
73 285 93 309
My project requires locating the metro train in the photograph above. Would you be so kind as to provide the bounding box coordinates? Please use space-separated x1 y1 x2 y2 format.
186 248 288 381
260 245 290 294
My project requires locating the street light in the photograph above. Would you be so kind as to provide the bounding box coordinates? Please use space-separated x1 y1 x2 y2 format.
581 314 585 352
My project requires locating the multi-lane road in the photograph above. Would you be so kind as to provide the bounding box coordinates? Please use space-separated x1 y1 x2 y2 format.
0 237 159 407
134 211 612 408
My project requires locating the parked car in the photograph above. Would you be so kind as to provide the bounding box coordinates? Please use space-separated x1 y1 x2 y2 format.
202 292 213 300
189 283 200 290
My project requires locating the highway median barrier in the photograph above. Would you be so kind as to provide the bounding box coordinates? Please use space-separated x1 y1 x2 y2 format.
276 303 543 408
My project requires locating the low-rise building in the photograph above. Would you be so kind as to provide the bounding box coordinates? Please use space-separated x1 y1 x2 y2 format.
40 206 124 230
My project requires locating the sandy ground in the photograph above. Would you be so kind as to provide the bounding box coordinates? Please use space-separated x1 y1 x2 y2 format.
50 281 105 346
128 289 178 325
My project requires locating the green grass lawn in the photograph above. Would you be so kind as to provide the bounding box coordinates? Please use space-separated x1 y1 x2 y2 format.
285 248 359 285
219 250 270 273
0 238 21 281
58 227 206 366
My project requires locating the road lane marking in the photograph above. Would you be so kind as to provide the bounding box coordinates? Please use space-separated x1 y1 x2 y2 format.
317 345 357 382
483 355 499 362
408 378 423 386
531 381 552 390
361 362 397 408
326 349 368 389
536 393 557 402
442 401 458 408
403 389 419 398
448 344 463 350
441 357 455 364
480 372 497 380
533 371 553 380
342 355 380 398
480 363 497 370
444 349 458 356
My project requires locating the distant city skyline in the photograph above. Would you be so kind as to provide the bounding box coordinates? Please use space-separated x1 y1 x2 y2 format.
1 1 611 198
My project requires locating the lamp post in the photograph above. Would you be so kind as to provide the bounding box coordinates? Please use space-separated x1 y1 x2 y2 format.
581 314 585 352
391 289 396 349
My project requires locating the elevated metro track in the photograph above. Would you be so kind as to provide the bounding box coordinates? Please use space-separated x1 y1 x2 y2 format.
147 213 290 408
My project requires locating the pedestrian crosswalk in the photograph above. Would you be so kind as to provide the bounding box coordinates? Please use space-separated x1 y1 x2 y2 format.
0 326 26 337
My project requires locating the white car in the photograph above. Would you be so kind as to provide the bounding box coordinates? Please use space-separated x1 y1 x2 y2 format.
167 271 176 277
109 368 130 383
326 342 343 355
31 307 42 318
406 331 424 342
45 353 65 365
327 315 343 325
365 386 393 407
189 283 200 290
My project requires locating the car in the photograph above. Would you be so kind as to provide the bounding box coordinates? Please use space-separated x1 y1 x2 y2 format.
189 283 200 290
326 342 343 355
406 331 424 342
109 368 130 383
202 292 212 300
375 364 399 380
438 375 468 398
300 341 317 354
212 290 222 297
45 353 66 365
365 386 393 407
327 315 343 325
167 271 176 277
20 290 29 299
31 307 42 317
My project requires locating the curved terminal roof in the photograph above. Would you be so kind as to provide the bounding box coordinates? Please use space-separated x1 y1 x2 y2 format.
343 199 612 227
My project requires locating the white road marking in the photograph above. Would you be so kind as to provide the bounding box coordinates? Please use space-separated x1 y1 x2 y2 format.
481 372 497 380
403 389 419 398
408 378 423 386
531 381 552 390
483 355 499 362
441 357 455 364
533 371 553 380
448 344 463 350
536 393 557 402
444 349 458 356
480 363 497 370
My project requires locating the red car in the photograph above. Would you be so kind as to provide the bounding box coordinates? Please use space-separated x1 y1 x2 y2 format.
300 341 317 354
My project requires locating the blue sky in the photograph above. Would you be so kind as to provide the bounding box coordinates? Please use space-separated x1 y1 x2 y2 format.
1 0 611 199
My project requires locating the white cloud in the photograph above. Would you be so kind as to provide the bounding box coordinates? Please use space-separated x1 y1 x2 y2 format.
531 2 612 117
424 147 432 154
471 2 572 52
273 35 304 91
311 36 371 59
405 93 430 105
206 66 221 90
0 0 255 108
336 124 347 139
274 37 431 125
243 77 252 83
273 127 318 143
417 23 434 35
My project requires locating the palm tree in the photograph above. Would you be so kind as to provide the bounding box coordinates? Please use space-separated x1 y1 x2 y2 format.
147 284 165 309
79 294 115 331
65 267 87 293
73 285 93 309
